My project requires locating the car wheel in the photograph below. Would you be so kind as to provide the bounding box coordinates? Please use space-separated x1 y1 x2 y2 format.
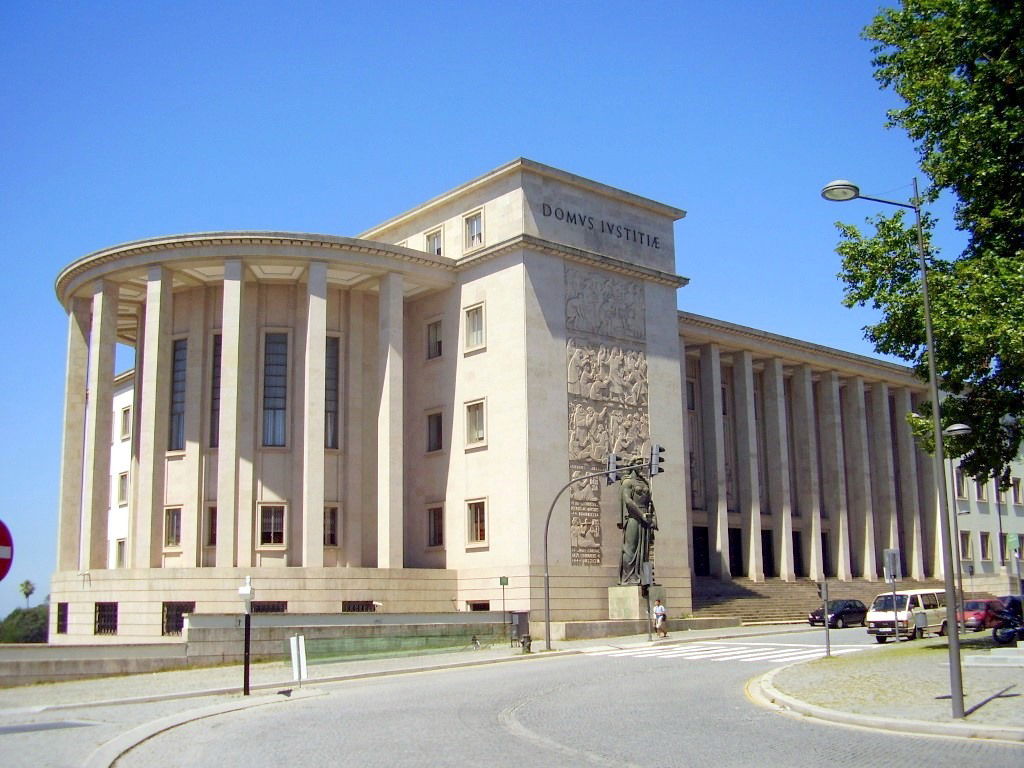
875 636 888 644
835 618 845 629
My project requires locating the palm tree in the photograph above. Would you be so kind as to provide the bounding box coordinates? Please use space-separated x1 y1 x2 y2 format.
19 580 35 608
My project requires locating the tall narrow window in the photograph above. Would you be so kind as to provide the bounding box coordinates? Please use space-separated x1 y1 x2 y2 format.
260 505 285 545
210 334 222 448
206 506 217 546
426 229 442 256
980 531 992 560
465 400 485 446
164 507 181 547
464 304 485 350
464 211 483 249
467 500 487 544
324 506 339 546
427 505 444 548
325 336 340 449
117 472 129 506
168 339 187 451
976 479 988 501
426 320 442 359
263 333 288 447
954 468 966 499
959 531 972 560
427 411 443 452
1013 477 1022 504
120 406 131 440
115 539 126 568
56 602 68 634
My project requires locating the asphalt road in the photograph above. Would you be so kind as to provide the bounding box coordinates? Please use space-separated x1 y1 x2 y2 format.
113 628 1022 768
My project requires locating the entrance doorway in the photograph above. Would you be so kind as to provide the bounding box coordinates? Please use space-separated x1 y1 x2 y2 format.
761 530 776 577
692 526 710 576
728 528 745 576
792 531 805 577
821 532 834 577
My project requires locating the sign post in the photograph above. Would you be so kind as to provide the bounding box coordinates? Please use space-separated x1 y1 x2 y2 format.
0 519 13 583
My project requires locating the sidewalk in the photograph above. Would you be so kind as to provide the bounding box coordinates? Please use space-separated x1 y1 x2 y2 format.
1 623 1021 766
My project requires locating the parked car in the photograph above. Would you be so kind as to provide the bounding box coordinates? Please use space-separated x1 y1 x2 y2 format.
959 599 1004 631
808 599 867 628
866 589 946 642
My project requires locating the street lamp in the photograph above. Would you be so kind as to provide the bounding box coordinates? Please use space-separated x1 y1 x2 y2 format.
238 576 255 696
822 178 965 719
943 423 971 632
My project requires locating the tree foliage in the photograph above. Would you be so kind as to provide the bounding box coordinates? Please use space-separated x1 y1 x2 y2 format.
835 0 1024 484
0 604 48 644
19 579 35 608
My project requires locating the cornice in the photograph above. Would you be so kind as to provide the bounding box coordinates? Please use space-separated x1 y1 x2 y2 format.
55 231 455 305
458 233 689 288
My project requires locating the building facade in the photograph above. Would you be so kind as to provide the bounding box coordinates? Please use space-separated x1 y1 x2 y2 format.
50 159 1024 642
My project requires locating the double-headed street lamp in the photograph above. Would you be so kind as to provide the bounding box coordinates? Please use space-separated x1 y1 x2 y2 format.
822 178 965 719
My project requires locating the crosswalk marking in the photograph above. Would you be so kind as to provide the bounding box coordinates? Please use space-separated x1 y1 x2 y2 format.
582 641 868 664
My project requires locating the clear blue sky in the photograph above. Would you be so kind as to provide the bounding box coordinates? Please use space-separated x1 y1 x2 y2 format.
0 1 959 617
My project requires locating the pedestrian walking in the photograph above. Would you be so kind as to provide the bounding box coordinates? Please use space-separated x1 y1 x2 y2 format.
653 599 668 638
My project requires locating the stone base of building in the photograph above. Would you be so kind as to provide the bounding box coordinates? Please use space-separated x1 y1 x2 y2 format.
607 584 666 620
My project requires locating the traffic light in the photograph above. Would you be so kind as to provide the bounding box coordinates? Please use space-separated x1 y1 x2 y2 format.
605 452 622 485
648 443 666 476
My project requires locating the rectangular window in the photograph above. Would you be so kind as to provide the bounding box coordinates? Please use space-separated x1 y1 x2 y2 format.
260 504 285 545
164 507 181 547
161 601 195 636
464 211 483 250
427 411 443 452
996 484 1006 504
467 499 487 544
686 381 695 411
468 600 491 611
117 472 129 506
324 506 339 547
206 506 217 546
210 333 222 448
120 406 131 441
465 400 485 446
94 602 118 635
1001 532 1009 560
980 532 992 561
1012 477 1021 504
115 539 126 568
342 601 376 613
427 505 444 548
325 336 340 449
169 338 187 451
954 468 966 499
262 332 288 446
56 602 68 634
959 531 972 560
426 229 442 257
252 601 287 614
976 479 988 501
426 320 442 359
464 304 485 350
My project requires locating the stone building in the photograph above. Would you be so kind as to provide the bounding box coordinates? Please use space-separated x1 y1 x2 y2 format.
50 159 1023 642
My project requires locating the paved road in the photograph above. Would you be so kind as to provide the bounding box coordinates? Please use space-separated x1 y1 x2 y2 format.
114 629 1020 768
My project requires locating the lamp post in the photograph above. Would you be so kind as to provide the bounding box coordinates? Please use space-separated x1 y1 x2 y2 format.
943 423 971 633
238 576 254 696
822 178 965 718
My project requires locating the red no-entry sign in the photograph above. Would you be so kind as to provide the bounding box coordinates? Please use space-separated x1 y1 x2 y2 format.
0 519 13 582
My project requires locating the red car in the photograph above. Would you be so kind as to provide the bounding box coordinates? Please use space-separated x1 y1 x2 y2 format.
959 599 1004 631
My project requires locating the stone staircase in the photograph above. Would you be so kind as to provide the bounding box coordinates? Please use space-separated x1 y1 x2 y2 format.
691 576 951 624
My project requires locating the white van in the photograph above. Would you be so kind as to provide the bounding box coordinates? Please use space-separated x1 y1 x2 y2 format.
865 589 948 643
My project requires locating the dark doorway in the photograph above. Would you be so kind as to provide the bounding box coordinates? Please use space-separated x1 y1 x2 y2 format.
792 531 805 577
761 530 776 577
692 526 710 576
821 532 834 577
728 528 745 577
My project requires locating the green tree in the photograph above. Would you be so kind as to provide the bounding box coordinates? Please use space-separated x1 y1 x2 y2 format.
19 579 35 608
834 0 1024 484
0 604 48 643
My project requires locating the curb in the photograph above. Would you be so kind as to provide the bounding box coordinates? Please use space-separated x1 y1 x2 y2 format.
753 664 1024 743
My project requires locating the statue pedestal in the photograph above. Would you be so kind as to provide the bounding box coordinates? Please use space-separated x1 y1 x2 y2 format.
608 584 666 620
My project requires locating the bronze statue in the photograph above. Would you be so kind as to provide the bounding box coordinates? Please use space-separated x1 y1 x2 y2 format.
618 456 657 585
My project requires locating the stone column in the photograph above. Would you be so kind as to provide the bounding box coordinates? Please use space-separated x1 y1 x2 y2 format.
763 358 795 581
377 273 404 569
699 344 729 578
180 290 206 567
818 371 851 580
345 291 365 566
57 298 91 572
134 268 171 569
842 377 876 579
216 261 245 568
893 388 925 579
869 383 899 561
302 263 328 567
733 351 763 581
791 366 823 580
